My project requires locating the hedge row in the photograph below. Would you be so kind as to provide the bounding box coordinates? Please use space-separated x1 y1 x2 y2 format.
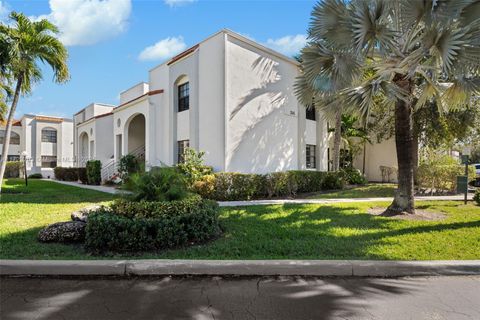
4 161 22 178
86 160 101 185
85 195 221 253
54 167 88 184
192 171 345 201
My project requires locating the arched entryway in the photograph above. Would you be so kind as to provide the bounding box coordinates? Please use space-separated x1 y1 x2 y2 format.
125 113 146 161
79 132 89 166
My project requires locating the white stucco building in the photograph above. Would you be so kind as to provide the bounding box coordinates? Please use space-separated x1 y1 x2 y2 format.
1 114 74 178
72 29 397 182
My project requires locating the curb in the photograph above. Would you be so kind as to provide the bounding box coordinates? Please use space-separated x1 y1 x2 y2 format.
2 260 479 277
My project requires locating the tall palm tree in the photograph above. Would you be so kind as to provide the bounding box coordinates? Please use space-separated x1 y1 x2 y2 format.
0 12 69 191
296 0 480 215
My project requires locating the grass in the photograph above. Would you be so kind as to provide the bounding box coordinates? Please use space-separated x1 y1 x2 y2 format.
0 179 116 259
306 183 396 199
1 179 479 260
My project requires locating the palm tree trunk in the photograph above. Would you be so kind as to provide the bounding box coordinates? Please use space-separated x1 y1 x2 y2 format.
383 76 415 215
332 109 342 171
0 75 23 193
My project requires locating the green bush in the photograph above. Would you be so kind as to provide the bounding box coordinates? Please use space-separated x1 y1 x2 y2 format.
85 195 220 253
86 160 102 185
118 154 142 179
125 167 189 202
3 161 22 178
78 167 88 184
474 189 480 206
27 173 43 179
193 171 345 201
417 154 475 192
342 167 368 185
54 167 81 181
176 148 213 186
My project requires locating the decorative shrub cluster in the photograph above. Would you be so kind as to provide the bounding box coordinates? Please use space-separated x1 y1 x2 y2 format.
54 167 89 184
4 161 22 178
125 167 190 202
28 173 43 179
192 171 345 201
85 195 220 253
417 155 475 192
86 160 102 185
342 167 368 185
474 189 480 206
118 154 142 179
177 148 213 185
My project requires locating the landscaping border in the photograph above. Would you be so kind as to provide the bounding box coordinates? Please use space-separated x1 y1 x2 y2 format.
1 260 479 277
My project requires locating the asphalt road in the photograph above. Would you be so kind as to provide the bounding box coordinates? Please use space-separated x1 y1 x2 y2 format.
1 276 479 320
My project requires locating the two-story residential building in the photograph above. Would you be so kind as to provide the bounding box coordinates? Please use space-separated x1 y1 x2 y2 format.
1 114 74 178
73 29 398 182
73 29 329 180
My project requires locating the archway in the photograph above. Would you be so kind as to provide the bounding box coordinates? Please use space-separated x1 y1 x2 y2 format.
126 113 146 160
79 132 89 166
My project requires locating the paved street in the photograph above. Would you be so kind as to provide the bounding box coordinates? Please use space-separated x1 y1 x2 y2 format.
1 276 479 320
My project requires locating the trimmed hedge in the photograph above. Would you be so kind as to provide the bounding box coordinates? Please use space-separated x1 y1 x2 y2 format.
4 161 23 178
86 160 101 185
85 195 221 253
192 171 345 201
28 173 43 179
54 167 89 184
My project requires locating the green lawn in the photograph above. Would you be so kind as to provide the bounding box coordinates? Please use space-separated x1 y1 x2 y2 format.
1 179 479 260
306 183 396 199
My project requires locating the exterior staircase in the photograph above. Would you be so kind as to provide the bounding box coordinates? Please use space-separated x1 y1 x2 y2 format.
100 145 145 182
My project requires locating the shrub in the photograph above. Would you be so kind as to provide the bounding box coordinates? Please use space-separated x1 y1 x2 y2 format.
4 161 22 178
78 167 88 184
417 154 476 192
118 154 142 179
85 195 220 253
54 167 81 181
474 189 480 206
125 167 189 202
342 167 368 185
28 173 43 179
192 171 345 201
177 148 213 186
86 160 102 185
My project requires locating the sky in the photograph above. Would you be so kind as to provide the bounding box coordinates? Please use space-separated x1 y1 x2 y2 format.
0 0 316 119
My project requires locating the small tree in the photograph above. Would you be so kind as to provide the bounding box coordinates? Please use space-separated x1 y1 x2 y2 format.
296 0 480 215
0 12 69 191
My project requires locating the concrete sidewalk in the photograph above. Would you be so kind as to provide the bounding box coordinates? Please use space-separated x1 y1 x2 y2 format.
1 260 479 277
47 179 127 195
218 194 474 206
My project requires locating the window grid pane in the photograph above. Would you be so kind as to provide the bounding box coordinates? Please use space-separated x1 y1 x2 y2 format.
177 140 190 164
178 82 190 112
42 129 57 143
306 144 316 169
41 155 57 168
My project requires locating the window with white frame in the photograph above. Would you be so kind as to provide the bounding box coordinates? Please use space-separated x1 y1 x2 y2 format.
41 155 57 168
41 128 57 143
306 144 316 169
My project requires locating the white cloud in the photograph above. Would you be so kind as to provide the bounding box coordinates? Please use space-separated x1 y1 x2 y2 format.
138 36 187 61
263 34 307 56
34 0 131 46
164 0 196 7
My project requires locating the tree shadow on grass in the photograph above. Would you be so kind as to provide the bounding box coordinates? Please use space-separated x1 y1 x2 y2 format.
0 276 418 320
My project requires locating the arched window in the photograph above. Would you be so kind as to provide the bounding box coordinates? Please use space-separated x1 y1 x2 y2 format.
41 128 57 143
0 130 20 145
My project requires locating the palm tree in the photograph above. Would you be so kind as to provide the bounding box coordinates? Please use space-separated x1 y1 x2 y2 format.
296 0 480 215
0 12 69 191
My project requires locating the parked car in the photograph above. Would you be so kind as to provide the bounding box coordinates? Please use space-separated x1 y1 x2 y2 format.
474 164 480 186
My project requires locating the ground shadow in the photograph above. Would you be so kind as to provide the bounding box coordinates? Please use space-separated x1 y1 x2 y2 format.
0 276 419 320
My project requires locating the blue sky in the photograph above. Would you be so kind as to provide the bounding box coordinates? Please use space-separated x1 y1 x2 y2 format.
0 0 316 118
